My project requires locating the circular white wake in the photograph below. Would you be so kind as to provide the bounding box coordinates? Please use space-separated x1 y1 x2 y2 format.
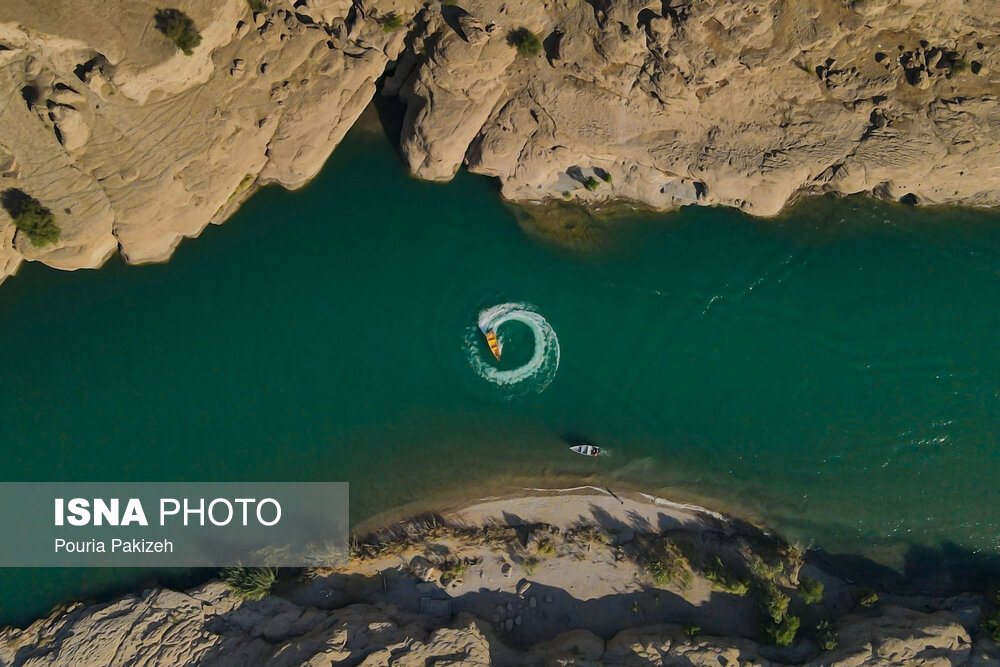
465 302 560 395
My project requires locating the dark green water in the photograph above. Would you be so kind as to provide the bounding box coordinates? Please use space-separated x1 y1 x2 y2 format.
2 128 1000 625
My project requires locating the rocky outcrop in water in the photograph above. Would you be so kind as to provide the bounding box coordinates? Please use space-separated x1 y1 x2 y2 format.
1 0 999 282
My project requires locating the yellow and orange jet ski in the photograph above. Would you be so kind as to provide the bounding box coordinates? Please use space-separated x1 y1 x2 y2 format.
479 326 502 360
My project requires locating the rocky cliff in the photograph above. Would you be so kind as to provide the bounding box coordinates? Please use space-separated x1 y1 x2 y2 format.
0 583 992 666
1 0 998 282
3 489 1000 666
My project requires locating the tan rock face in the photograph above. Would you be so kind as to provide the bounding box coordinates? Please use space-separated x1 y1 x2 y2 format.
1 0 998 285
0 584 979 667
400 0 1000 217
0 0 416 280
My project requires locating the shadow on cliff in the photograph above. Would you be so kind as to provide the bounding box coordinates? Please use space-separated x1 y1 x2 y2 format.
276 565 759 649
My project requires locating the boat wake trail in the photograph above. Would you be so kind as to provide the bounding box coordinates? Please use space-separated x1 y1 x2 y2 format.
466 302 560 396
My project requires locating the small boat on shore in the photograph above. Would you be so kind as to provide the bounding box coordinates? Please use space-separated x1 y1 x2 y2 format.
570 444 601 457
480 325 502 360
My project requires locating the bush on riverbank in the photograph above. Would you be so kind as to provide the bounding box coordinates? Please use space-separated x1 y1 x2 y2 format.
221 566 277 600
767 613 800 647
642 538 693 589
760 582 800 646
154 8 202 55
798 576 824 604
1 189 59 246
815 619 839 650
858 589 879 609
703 557 751 596
748 553 785 581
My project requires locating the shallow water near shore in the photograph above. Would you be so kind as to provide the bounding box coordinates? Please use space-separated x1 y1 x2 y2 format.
1 127 1000 626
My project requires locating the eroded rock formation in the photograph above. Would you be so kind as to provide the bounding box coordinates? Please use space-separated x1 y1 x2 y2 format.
0 574 993 666
1 0 998 283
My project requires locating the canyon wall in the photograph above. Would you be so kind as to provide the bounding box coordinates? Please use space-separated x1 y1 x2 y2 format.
1 0 998 283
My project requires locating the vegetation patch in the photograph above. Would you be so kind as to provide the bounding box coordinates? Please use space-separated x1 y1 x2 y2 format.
798 576 824 604
246 0 268 13
642 538 693 589
583 176 600 191
509 28 542 57
1 189 59 247
380 12 405 32
815 619 839 651
858 589 879 609
760 582 799 646
221 566 277 600
440 559 469 585
703 557 751 596
748 553 785 582
154 8 202 55
767 613 800 647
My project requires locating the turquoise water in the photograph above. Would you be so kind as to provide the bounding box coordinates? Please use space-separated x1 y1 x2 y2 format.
2 127 1000 625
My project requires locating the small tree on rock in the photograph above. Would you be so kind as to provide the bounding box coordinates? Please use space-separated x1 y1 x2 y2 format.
1 189 60 247
510 28 542 57
154 8 202 55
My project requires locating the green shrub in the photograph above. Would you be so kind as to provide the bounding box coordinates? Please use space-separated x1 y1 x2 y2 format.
440 560 467 585
600 172 612 183
761 583 790 623
858 589 879 609
798 576 824 604
761 579 798 646
221 566 277 600
748 554 784 581
816 619 839 651
704 558 751 596
683 623 700 637
982 610 1000 643
645 541 693 589
945 51 969 74
583 176 600 191
380 12 405 31
2 190 59 246
510 28 542 57
767 613 800 647
246 0 267 12
154 8 202 55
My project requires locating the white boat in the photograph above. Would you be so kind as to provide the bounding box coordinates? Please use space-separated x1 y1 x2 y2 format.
570 444 601 457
